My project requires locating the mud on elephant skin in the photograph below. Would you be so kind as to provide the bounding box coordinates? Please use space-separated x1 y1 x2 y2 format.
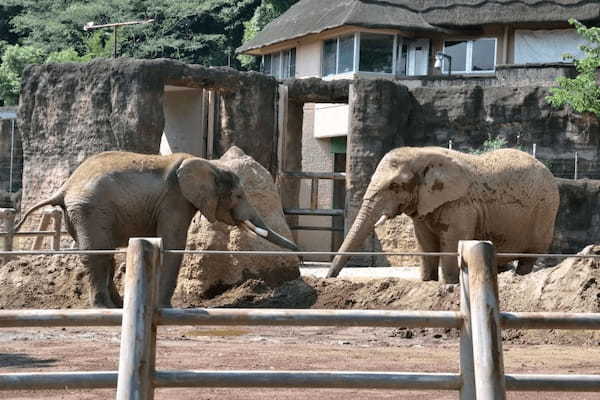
327 146 559 284
15 151 299 308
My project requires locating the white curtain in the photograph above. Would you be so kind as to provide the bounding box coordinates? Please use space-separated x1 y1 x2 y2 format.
514 29 589 64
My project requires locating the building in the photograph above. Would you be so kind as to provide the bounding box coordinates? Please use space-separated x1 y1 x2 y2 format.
238 0 600 262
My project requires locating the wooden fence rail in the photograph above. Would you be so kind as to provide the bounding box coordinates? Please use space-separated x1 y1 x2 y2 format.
0 240 600 399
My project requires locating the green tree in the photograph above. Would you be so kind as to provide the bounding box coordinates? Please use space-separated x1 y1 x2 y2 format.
0 44 45 105
547 19 600 117
239 0 299 69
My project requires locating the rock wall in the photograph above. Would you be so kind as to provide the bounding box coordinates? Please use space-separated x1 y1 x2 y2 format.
176 147 299 301
0 116 22 205
18 58 279 221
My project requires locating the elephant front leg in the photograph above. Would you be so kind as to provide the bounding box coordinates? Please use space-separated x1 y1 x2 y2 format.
413 221 440 281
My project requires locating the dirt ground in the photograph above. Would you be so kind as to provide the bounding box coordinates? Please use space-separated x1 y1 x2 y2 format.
2 247 600 398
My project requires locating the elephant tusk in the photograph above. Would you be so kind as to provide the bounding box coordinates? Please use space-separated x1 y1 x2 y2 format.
374 215 388 227
244 220 268 238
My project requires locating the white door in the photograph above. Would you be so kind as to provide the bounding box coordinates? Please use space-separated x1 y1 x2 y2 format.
407 39 430 76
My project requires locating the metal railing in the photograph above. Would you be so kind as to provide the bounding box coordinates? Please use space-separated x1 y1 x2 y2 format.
1 242 600 399
280 171 346 232
0 207 69 251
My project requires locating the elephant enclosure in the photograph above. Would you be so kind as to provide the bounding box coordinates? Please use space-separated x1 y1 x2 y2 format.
2 244 600 398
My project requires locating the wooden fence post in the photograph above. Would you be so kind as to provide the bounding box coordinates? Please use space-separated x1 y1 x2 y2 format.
459 247 475 400
116 237 162 400
1 208 16 252
459 240 506 400
51 207 62 251
32 211 51 250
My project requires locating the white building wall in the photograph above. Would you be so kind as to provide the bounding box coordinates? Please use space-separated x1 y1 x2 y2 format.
296 41 322 78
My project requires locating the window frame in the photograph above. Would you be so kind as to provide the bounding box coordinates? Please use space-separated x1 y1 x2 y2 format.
442 37 497 74
261 48 296 79
357 32 397 75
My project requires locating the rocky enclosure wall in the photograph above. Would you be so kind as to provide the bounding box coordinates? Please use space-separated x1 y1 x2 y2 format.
18 58 278 219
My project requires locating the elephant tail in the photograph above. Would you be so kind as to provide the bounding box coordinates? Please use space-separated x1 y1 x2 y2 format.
14 192 65 232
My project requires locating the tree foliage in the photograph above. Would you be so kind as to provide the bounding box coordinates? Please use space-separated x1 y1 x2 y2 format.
0 0 299 105
547 19 600 117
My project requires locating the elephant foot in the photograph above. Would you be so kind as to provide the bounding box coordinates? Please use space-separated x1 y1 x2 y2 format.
515 259 535 275
420 268 439 282
437 283 458 297
90 292 118 309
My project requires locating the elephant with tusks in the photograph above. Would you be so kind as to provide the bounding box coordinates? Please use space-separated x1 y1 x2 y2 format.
16 151 299 308
327 146 559 283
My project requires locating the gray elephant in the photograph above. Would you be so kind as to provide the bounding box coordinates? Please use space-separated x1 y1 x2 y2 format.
16 151 299 308
326 146 559 283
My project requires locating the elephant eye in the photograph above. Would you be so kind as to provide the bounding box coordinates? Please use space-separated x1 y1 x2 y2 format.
389 182 400 193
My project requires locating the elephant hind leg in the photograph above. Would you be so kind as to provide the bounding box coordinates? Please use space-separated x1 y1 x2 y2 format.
84 254 119 308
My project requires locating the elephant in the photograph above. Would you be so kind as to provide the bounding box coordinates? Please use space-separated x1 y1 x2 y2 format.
326 146 559 283
16 151 299 308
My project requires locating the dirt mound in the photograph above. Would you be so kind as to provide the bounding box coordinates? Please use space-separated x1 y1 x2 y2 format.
1 246 600 344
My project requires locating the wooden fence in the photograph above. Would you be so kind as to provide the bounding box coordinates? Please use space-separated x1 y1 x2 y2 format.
1 240 600 399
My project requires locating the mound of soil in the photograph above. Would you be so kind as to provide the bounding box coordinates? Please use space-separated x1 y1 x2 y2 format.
1 246 600 344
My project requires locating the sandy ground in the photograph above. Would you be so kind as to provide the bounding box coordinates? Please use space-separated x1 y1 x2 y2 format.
1 325 600 399
2 248 600 398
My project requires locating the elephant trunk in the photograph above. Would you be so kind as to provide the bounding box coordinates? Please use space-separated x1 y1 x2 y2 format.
246 215 299 252
326 198 381 278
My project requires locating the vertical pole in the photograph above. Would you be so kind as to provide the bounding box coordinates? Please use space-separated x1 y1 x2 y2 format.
310 177 319 209
277 84 289 175
9 119 14 193
207 91 216 160
51 207 62 251
532 143 536 158
32 212 51 250
459 247 475 400
113 26 118 58
449 139 453 150
574 152 578 180
116 237 162 400
1 208 16 252
460 240 506 400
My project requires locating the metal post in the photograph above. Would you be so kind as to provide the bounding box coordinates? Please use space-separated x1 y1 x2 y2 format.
51 207 62 251
532 143 536 158
459 240 506 399
574 152 578 180
9 119 15 193
116 238 162 400
459 251 475 400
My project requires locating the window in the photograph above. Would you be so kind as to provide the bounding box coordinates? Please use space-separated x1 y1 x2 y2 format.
261 48 296 79
359 33 395 73
322 34 356 76
442 38 496 74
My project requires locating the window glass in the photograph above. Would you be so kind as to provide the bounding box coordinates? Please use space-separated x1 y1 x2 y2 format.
272 52 281 78
289 48 296 77
263 54 271 75
444 40 467 72
323 39 337 76
359 33 394 73
472 39 495 71
338 35 355 73
282 50 290 78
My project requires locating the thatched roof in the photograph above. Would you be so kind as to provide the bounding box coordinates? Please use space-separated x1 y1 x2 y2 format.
238 0 600 53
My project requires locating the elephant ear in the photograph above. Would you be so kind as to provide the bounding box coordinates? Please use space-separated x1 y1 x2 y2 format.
417 155 470 216
176 158 218 223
